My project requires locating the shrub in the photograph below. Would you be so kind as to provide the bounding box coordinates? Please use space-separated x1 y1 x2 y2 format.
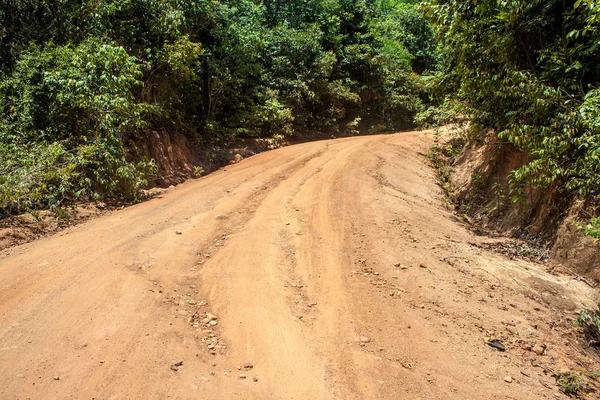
0 39 155 216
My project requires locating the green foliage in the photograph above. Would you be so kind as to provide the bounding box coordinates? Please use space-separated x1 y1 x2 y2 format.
0 0 436 217
576 305 600 336
556 370 588 395
424 0 600 237
583 217 600 239
556 368 600 396
0 39 155 216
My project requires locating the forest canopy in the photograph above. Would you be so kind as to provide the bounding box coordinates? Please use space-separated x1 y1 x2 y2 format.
423 0 600 236
0 0 436 216
1 0 599 237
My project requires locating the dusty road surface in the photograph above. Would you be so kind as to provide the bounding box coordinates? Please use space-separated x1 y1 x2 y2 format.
1 131 599 399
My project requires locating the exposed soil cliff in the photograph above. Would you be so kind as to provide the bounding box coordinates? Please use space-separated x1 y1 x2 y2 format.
446 133 600 281
134 130 281 188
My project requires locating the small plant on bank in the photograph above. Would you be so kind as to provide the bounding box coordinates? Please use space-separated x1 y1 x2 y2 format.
556 369 600 396
576 305 600 342
193 166 205 178
556 371 587 396
583 217 600 241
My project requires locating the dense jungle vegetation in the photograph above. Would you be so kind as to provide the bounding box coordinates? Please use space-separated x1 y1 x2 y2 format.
0 0 436 216
424 0 600 237
1 0 599 238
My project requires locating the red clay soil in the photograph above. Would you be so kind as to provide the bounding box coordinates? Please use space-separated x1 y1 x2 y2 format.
0 131 599 399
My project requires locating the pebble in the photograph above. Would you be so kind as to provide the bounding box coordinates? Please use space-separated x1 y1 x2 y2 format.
175 231 182 235
170 360 183 371
53 376 60 381
239 374 247 379
532 344 545 356
206 313 218 321
360 336 371 343
253 377 258 382
504 376 513 383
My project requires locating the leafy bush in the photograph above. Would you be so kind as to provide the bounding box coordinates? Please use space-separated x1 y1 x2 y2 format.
576 306 600 339
0 0 435 217
584 218 600 239
423 0 600 236
556 370 588 395
0 39 155 216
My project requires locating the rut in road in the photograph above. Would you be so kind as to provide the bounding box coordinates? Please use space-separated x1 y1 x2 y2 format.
0 131 598 399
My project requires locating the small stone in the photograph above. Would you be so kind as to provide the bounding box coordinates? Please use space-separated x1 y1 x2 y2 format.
360 336 371 343
504 376 513 383
81 343 87 348
253 377 258 382
239 374 247 379
214 214 228 220
419 263 427 268
393 263 400 267
532 344 545 356
208 320 218 326
175 230 182 235
99 360 105 364
53 376 60 381
244 363 254 369
206 312 218 321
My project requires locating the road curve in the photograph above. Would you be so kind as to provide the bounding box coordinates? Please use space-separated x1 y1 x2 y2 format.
1 131 597 399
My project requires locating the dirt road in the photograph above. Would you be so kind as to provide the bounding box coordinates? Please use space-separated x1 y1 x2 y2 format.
1 131 598 399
